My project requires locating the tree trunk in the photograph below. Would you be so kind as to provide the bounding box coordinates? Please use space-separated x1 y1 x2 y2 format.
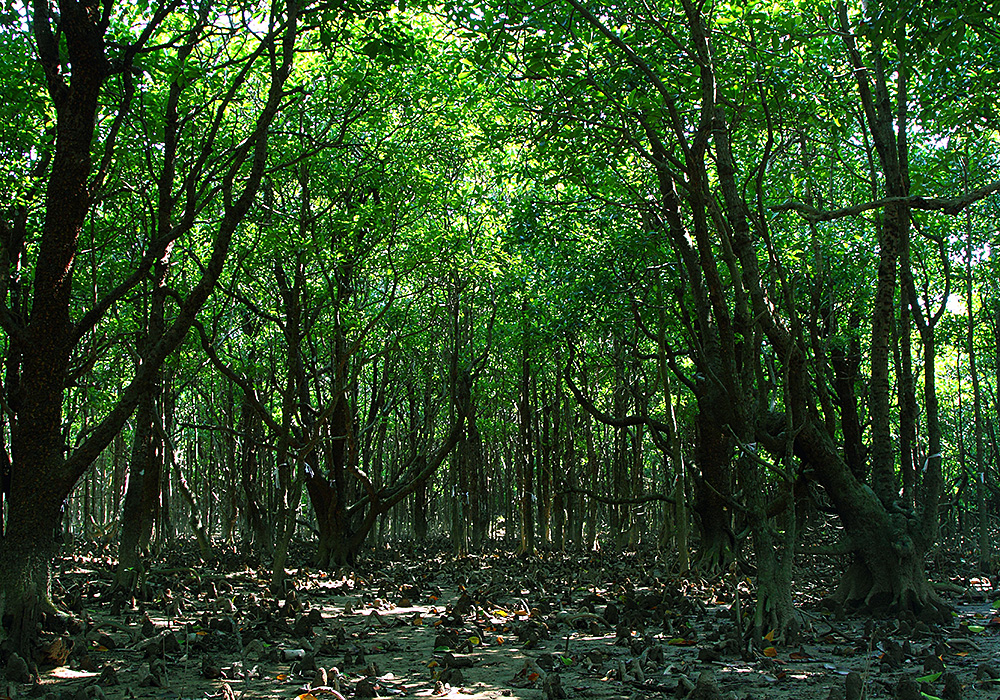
413 473 429 542
540 390 553 547
584 411 599 550
964 196 991 570
795 422 946 618
311 474 363 567
451 447 468 555
238 402 268 555
0 459 67 654
0 0 298 650
692 395 735 571
517 319 535 556
465 401 487 550
114 385 164 594
703 5 943 617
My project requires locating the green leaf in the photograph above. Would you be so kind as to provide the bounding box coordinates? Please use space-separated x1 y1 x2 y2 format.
915 672 942 683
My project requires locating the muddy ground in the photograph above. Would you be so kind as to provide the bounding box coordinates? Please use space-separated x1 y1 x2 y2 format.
4 544 1000 700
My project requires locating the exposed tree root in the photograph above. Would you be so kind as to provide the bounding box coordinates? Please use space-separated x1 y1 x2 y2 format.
694 537 734 575
753 578 801 645
828 557 951 625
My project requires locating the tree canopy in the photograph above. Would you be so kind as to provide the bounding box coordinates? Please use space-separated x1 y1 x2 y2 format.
3 0 1000 657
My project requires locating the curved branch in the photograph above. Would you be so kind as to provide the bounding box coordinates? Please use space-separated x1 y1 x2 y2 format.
770 180 1000 223
564 343 672 432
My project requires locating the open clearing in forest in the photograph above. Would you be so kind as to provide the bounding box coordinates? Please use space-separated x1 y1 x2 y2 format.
5 545 1000 700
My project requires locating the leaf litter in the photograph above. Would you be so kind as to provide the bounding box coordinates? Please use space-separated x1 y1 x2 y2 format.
6 542 1000 700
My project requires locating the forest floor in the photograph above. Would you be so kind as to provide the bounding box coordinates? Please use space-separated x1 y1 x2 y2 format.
5 540 1000 700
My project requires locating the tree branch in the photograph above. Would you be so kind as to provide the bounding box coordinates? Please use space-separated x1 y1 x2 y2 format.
559 487 673 506
564 344 672 433
770 180 1000 222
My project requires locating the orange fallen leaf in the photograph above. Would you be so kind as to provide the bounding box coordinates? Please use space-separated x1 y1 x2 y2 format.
789 651 810 660
763 630 776 642
763 646 778 657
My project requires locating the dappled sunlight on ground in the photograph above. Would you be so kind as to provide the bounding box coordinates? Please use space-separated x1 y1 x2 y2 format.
13 544 1000 699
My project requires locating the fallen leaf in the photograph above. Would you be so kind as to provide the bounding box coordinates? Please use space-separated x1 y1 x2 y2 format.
763 646 778 658
764 630 776 642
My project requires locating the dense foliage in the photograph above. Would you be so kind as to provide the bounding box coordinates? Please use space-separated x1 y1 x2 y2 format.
3 0 1000 651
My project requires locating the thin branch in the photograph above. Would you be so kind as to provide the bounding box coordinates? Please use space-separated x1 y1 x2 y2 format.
558 487 673 506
